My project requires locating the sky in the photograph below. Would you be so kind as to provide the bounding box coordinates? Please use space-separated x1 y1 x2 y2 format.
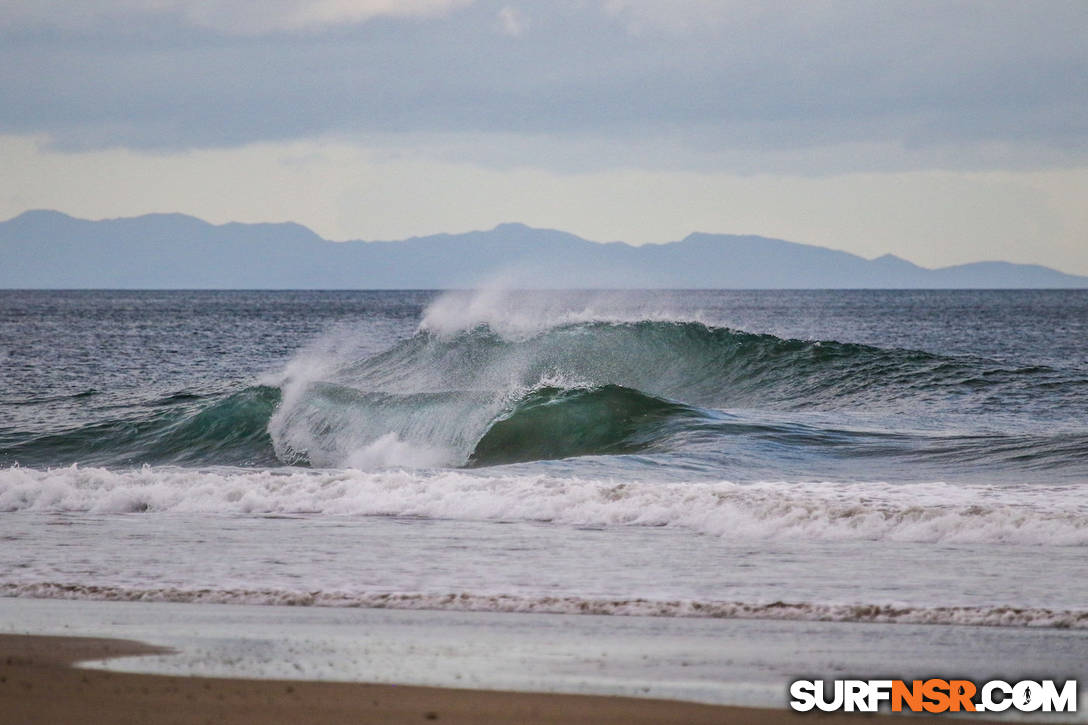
2 0 1086 273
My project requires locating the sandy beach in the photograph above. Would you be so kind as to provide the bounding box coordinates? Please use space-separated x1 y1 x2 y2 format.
3 633 1027 725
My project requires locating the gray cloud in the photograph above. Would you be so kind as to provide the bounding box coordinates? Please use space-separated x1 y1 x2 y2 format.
2 0 1085 172
0 1 471 34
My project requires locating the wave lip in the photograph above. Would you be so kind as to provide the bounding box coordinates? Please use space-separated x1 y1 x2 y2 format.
4 582 1085 629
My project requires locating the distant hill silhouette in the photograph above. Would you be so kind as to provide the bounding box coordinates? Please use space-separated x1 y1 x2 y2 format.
1 210 1085 289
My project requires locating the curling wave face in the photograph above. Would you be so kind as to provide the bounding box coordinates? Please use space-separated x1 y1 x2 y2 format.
3 314 1088 478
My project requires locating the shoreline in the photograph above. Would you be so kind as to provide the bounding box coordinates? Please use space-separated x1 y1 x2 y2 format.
0 633 1018 725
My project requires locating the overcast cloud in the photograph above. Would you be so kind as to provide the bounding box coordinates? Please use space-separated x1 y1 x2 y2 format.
3 0 1085 170
2 0 1086 272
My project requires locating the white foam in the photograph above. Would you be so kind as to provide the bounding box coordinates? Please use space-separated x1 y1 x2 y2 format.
1 465 1085 546
343 432 453 470
3 582 1084 629
418 288 711 339
265 335 347 464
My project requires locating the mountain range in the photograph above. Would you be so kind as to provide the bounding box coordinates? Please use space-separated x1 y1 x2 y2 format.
1 210 1085 289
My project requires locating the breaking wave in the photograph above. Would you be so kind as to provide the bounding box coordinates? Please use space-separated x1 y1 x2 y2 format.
3 291 1087 475
263 310 1087 473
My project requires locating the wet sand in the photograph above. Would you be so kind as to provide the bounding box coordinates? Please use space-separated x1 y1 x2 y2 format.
0 633 1011 725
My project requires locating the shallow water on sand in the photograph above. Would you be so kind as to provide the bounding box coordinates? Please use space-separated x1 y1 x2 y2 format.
3 598 1086 716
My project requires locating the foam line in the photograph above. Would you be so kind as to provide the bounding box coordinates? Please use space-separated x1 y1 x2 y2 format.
4 582 1085 629
2 466 1085 546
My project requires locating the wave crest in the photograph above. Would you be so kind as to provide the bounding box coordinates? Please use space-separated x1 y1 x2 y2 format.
266 314 1085 470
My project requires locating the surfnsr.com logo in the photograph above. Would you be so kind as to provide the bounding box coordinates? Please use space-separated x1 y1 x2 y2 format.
789 679 1077 713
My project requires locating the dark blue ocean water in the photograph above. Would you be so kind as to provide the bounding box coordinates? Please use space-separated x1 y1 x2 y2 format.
2 289 1086 483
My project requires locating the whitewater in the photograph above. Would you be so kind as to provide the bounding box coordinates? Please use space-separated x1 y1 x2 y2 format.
2 288 1087 632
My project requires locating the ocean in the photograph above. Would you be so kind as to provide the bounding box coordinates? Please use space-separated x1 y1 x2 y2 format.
1 288 1086 705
